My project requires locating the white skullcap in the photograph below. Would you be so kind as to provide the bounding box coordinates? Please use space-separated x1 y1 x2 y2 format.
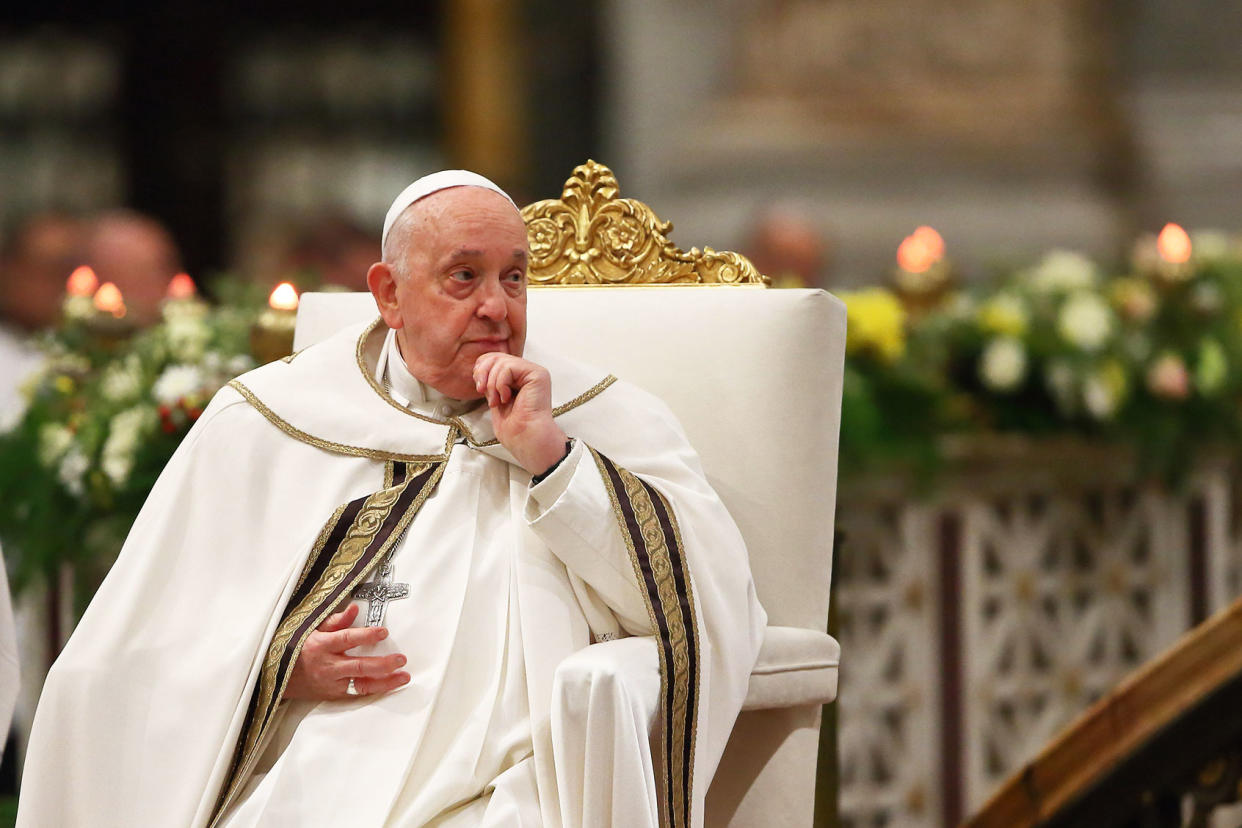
381 170 517 251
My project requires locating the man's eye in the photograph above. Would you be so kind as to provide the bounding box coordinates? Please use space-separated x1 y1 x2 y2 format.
504 271 525 284
450 270 474 282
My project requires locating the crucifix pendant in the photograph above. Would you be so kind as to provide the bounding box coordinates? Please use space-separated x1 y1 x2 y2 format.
352 556 409 627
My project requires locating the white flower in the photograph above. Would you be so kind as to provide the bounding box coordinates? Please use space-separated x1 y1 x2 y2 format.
166 316 211 362
62 295 95 321
57 446 89 496
101 359 142 402
201 351 224 373
38 424 74 467
152 364 205 405
1192 230 1230 261
979 338 1027 392
48 352 90 376
1057 292 1114 352
1026 250 1098 294
1045 360 1078 416
227 355 256 376
100 407 157 487
100 453 132 487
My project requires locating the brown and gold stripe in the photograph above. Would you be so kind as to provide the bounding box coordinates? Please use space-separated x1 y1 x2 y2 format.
591 449 702 828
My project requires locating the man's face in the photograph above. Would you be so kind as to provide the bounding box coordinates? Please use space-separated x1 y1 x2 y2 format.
372 187 528 401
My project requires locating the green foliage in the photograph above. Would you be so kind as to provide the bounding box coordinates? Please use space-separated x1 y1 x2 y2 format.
0 283 262 593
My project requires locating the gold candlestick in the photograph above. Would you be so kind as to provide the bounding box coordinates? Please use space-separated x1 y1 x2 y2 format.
890 226 954 318
250 282 299 364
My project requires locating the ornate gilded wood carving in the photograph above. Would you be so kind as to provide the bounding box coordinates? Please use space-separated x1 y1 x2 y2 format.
522 160 768 287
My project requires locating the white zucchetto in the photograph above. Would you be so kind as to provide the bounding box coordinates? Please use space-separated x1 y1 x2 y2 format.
381 170 517 250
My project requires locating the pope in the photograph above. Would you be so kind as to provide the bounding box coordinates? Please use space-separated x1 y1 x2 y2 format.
18 171 766 828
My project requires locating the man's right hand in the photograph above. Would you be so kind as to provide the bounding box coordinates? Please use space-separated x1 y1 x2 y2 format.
283 603 410 700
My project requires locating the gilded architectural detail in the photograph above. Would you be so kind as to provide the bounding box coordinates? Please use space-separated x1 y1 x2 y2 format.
522 160 768 287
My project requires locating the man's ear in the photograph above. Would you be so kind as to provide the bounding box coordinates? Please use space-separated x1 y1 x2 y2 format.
367 262 403 329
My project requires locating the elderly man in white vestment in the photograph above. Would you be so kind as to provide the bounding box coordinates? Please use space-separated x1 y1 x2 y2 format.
18 171 767 828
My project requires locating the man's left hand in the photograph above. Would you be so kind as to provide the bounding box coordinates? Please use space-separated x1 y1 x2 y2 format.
473 353 569 476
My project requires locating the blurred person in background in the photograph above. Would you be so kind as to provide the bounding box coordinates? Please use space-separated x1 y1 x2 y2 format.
0 211 86 422
280 210 381 292
85 210 182 326
743 203 831 290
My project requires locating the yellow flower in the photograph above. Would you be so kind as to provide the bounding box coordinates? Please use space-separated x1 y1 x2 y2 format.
842 288 907 363
977 293 1029 337
53 375 75 395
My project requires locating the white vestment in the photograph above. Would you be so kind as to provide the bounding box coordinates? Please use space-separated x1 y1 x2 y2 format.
19 318 767 828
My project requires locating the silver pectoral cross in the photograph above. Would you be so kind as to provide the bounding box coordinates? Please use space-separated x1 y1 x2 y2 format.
352 557 409 627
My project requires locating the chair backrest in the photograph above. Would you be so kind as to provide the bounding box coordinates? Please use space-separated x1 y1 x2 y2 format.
293 161 846 631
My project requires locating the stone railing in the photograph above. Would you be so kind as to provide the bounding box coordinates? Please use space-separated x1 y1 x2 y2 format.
832 438 1242 827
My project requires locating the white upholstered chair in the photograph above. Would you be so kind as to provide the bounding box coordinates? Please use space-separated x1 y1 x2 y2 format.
292 162 845 827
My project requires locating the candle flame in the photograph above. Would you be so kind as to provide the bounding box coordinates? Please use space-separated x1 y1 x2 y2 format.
897 226 945 273
167 272 197 300
269 282 300 311
1157 223 1192 264
66 265 99 297
93 282 127 318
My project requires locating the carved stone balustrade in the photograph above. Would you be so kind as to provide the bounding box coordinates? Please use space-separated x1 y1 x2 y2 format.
832 437 1242 827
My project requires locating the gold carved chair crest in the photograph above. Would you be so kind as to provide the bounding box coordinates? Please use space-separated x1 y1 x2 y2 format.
520 160 769 287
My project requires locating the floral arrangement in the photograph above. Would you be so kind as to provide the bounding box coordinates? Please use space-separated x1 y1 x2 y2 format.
0 274 267 596
838 225 1242 483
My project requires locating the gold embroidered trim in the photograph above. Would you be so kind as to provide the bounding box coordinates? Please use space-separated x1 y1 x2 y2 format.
280 349 304 364
227 379 445 464
354 317 460 426
589 447 700 828
651 483 701 797
291 501 350 599
554 374 618 417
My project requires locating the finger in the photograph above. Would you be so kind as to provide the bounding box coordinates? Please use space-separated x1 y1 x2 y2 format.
337 652 407 680
317 603 359 633
487 363 504 407
352 671 411 696
497 364 516 405
324 625 388 653
474 353 503 394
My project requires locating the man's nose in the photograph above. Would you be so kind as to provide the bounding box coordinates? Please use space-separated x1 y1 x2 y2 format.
475 277 508 320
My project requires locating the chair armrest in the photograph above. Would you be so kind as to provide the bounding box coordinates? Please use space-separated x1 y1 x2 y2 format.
742 625 840 711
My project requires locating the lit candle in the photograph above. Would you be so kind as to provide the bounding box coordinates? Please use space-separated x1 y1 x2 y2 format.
62 265 99 320
85 282 136 345
162 272 208 322
250 282 300 364
891 225 953 316
1134 222 1194 285
67 265 99 297
93 282 126 318
166 272 197 301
